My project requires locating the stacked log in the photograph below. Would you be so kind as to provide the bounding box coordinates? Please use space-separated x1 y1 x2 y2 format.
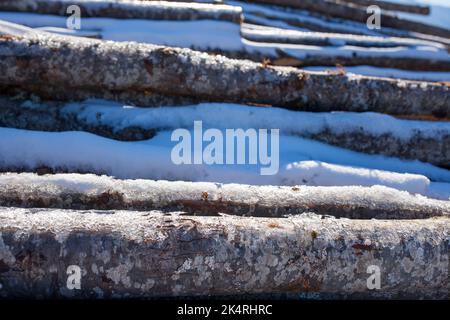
0 24 448 117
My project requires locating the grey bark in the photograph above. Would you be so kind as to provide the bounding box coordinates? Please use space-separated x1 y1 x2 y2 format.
1 95 449 166
337 0 430 15
246 0 450 38
0 26 449 117
0 173 449 219
0 0 243 23
0 208 448 299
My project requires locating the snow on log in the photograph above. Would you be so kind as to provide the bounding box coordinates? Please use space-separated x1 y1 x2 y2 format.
241 6 450 46
2 126 449 196
337 0 430 15
2 97 450 167
0 24 448 116
1 12 448 71
0 0 243 23
0 208 448 299
240 24 444 49
0 96 158 141
246 0 450 38
0 172 448 219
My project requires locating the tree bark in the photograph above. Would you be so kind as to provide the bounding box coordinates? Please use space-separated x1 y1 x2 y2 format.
0 208 448 299
0 25 449 117
0 0 243 23
0 173 448 219
246 0 450 38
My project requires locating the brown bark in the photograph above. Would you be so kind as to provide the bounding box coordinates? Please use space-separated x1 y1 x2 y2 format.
0 208 448 299
0 173 449 219
0 0 243 23
246 0 450 38
0 25 448 116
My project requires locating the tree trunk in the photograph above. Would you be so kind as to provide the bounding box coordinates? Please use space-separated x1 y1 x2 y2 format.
0 24 449 117
0 208 448 299
0 173 448 219
246 0 450 38
0 0 243 23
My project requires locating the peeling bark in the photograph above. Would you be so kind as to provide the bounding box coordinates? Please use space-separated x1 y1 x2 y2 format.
246 0 450 38
0 26 448 116
0 208 448 299
0 173 448 219
0 0 243 23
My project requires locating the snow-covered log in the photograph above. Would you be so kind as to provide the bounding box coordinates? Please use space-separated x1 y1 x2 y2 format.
241 24 443 49
242 8 450 46
246 0 450 38
0 0 243 23
0 96 157 141
2 97 449 167
337 0 430 15
0 24 448 116
0 173 448 219
0 208 448 299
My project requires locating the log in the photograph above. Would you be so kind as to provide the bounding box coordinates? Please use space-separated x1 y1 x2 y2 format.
241 24 443 48
0 172 449 219
239 25 450 71
0 208 448 299
0 24 449 116
0 0 243 23
0 95 157 141
2 95 449 167
243 10 450 46
337 0 430 15
246 0 450 38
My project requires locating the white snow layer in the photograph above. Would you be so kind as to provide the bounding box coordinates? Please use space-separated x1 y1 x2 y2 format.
61 100 450 141
1 125 449 199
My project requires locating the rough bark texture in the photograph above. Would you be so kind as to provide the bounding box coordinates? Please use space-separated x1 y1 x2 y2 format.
246 0 450 38
0 29 449 116
0 173 448 220
0 0 243 23
1 95 449 166
0 208 448 299
337 0 430 15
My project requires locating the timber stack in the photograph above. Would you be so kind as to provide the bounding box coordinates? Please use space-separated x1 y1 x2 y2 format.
0 0 448 299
